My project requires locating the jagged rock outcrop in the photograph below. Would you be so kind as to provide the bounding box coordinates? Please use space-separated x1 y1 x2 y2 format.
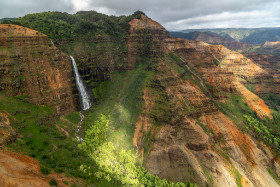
131 15 280 186
0 24 75 115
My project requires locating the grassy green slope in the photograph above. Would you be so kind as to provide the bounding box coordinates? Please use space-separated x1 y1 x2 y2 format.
0 92 115 186
83 64 153 151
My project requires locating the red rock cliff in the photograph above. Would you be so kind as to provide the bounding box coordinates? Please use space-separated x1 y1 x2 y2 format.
0 24 75 115
130 15 280 187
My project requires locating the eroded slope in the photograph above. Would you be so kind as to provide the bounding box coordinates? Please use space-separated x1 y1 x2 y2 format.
131 15 280 187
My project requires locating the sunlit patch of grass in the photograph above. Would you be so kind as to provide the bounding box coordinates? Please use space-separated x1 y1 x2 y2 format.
83 64 153 151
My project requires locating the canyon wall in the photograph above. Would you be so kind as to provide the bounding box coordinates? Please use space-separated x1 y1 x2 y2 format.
0 24 75 115
131 15 280 186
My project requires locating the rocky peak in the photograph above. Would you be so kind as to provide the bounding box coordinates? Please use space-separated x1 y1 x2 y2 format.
129 14 171 40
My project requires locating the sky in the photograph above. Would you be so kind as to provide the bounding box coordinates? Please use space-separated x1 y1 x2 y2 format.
1 0 280 31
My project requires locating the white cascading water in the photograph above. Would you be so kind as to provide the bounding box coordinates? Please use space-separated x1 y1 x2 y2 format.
76 111 84 142
70 56 92 142
70 56 91 110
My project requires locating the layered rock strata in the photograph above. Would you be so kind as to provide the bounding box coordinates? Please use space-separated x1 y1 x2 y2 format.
0 24 75 115
131 15 280 186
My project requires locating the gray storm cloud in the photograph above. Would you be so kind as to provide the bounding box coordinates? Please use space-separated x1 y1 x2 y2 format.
0 0 279 30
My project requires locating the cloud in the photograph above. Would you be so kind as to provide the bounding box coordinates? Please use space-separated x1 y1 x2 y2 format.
0 0 73 18
0 0 279 30
164 2 280 30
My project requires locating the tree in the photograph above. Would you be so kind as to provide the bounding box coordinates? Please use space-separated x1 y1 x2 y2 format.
78 114 109 154
92 142 140 185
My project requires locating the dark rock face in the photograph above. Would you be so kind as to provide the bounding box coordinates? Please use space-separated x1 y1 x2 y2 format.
0 24 75 115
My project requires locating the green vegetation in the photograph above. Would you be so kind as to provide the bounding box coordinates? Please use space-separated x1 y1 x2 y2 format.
262 91 280 112
79 115 196 186
213 59 220 66
40 166 50 175
165 52 207 93
196 121 214 135
0 18 17 23
231 166 242 187
92 82 105 100
65 112 80 124
245 84 255 93
201 164 214 186
148 78 172 125
0 92 105 185
267 168 280 185
49 178 58 186
244 115 280 151
217 93 258 129
83 64 152 151
2 88 182 186
11 10 143 41
8 10 148 94
78 114 109 153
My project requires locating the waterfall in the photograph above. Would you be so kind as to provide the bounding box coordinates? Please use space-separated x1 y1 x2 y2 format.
70 56 91 110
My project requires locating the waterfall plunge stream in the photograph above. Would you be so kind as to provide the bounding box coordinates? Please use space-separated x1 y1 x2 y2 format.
70 56 91 142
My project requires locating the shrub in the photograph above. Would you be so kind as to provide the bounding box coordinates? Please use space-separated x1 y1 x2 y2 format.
63 181 69 185
78 114 109 154
40 166 50 175
49 178 58 186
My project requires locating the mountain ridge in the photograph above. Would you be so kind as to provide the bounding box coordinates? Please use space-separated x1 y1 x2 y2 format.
171 27 280 44
170 31 252 51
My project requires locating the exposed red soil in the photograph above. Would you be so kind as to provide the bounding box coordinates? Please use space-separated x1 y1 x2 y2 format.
0 150 80 187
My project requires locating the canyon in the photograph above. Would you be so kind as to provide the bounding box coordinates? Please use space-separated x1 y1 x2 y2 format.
1 11 280 186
